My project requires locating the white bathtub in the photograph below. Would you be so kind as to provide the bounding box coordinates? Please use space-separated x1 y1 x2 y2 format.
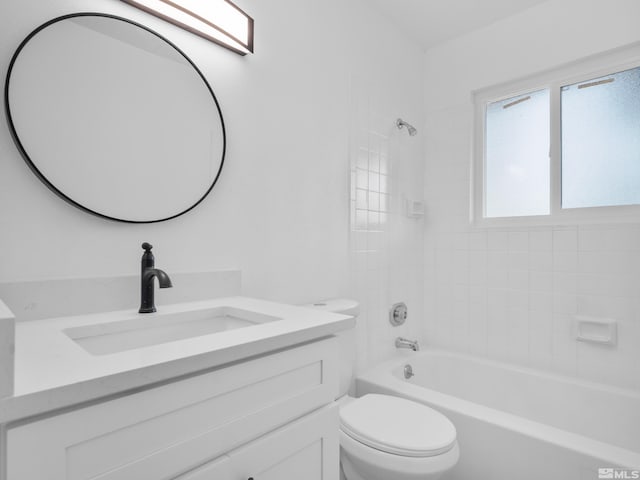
356 349 640 480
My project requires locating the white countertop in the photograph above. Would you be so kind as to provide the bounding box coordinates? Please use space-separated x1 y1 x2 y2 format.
1 297 353 423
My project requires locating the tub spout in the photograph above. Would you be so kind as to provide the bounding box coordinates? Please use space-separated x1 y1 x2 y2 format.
395 337 419 351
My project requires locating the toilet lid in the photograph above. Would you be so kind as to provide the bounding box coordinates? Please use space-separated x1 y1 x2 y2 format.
339 394 457 457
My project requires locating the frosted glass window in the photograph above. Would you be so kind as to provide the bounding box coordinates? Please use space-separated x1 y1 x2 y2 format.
485 89 550 217
561 66 640 208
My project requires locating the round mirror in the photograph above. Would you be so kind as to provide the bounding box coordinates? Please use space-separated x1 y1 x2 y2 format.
5 13 226 223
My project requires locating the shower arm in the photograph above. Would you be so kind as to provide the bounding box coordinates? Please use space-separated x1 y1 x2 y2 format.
396 118 417 136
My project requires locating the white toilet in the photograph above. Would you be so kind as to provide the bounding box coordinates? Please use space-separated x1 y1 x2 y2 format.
307 299 459 480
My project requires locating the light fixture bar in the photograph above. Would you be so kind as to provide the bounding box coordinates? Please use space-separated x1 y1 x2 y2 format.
120 0 254 55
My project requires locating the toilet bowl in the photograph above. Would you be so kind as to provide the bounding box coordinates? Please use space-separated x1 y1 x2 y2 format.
305 300 459 480
339 394 459 480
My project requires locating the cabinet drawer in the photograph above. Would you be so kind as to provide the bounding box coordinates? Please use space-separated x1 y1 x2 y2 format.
7 337 338 480
228 403 339 480
174 456 231 480
177 404 339 480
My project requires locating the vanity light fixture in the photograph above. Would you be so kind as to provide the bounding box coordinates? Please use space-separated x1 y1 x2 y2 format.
120 0 254 55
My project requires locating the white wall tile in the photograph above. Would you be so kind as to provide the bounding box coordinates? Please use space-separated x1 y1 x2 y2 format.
529 271 553 293
529 251 553 271
468 231 488 251
509 308 529 363
553 272 577 295
508 289 529 310
468 251 488 286
451 251 470 282
553 294 577 315
553 228 578 252
508 231 529 251
452 232 469 251
579 226 640 252
468 310 488 356
488 231 509 251
487 306 509 361
508 270 529 292
487 268 508 289
552 313 577 376
529 311 553 369
553 251 578 273
529 230 553 251
529 291 553 314
509 251 529 271
488 250 509 270
577 228 608 252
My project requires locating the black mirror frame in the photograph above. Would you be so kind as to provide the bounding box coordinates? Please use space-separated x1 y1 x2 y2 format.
4 12 227 224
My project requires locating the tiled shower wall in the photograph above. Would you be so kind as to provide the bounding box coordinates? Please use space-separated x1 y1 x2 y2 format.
349 81 424 372
425 219 640 390
422 0 640 391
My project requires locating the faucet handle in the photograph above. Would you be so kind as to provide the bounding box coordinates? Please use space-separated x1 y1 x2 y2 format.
142 242 153 251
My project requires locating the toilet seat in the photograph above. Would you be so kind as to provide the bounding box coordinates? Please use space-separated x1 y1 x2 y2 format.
340 430 460 480
339 394 457 457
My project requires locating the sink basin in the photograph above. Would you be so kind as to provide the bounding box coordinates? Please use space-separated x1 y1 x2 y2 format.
63 307 281 355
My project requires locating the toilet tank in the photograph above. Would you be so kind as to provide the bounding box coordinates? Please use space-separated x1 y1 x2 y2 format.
303 299 359 398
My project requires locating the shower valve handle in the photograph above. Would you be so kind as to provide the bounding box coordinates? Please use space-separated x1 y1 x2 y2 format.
390 302 408 326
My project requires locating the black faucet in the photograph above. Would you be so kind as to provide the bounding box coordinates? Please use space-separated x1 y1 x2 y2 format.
139 242 173 313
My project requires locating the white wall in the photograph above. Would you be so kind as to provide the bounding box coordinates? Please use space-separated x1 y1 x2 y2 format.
423 0 640 389
0 0 424 344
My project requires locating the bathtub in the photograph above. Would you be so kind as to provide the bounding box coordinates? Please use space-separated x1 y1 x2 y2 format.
356 349 640 480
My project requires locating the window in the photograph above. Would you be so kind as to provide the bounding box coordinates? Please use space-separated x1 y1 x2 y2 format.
474 46 640 225
485 89 550 217
561 67 640 209
352 133 390 234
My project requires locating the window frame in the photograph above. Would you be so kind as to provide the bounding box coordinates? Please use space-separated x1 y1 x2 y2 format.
472 43 640 228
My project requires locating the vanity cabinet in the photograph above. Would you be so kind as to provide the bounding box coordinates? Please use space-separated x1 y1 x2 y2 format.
6 338 339 480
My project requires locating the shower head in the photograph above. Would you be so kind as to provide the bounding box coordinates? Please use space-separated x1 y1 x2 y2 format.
396 118 417 136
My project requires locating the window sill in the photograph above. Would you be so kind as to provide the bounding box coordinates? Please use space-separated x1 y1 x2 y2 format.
472 205 640 229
